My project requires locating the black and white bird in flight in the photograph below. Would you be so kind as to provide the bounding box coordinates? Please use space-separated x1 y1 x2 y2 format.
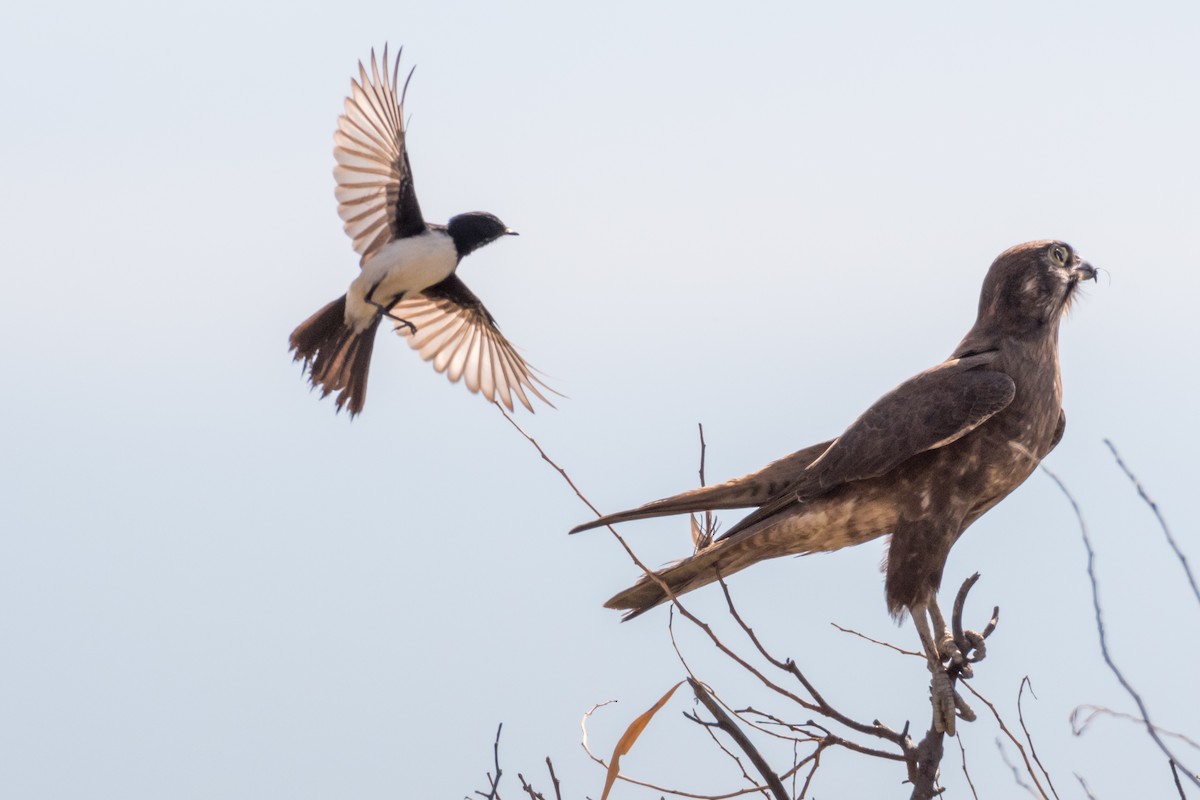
290 46 553 417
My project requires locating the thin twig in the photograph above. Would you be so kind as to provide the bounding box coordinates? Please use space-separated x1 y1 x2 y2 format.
500 409 603 517
1074 773 1098 800
500 409 705 655
1171 759 1189 800
1070 705 1200 751
666 608 810 746
545 758 562 800
1105 440 1198 607
714 574 906 751
995 738 1039 798
517 773 543 800
956 733 979 800
697 423 715 549
1041 463 1200 789
475 723 504 800
797 742 825 799
829 623 923 658
958 682 1049 799
1017 677 1059 800
687 710 768 799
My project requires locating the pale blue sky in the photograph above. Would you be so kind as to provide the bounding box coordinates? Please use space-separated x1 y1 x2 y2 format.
2 2 1198 797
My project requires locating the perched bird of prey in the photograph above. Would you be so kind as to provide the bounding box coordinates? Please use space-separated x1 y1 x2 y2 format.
290 46 552 416
572 240 1095 734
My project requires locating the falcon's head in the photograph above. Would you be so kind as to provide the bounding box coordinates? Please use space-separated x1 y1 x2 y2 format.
975 240 1096 334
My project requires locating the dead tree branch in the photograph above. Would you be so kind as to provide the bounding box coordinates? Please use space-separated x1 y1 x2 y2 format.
1017 678 1059 800
1070 705 1200 752
958 681 1051 799
1104 440 1198 608
1171 760 1189 800
1041 463 1200 790
472 723 504 800
689 678 790 800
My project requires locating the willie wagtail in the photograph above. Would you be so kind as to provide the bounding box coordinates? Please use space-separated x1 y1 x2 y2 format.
290 46 553 416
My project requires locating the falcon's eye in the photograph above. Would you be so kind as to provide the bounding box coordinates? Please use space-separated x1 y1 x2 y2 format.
1049 245 1068 266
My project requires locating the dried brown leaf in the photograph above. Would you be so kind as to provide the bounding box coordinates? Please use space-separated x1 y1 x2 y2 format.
600 681 685 800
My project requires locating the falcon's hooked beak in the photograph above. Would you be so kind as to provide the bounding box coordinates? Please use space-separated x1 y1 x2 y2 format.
1071 260 1097 283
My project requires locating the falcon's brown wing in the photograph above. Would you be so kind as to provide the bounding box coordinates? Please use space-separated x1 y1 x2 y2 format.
333 45 426 260
390 275 555 412
718 352 1015 540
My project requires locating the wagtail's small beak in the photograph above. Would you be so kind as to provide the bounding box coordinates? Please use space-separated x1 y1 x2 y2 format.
505 228 519 236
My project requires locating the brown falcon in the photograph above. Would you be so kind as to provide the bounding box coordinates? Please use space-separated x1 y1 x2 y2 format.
571 240 1095 734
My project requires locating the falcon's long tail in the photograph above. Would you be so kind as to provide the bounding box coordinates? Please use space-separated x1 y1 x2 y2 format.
605 529 789 619
569 439 835 535
290 295 380 417
605 484 897 619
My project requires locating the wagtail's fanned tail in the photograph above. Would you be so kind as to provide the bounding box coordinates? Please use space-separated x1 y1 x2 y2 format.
290 295 380 417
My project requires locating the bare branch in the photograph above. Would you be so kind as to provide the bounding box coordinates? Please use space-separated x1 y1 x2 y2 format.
544 758 562 800
500 409 603 518
695 423 715 550
1105 439 1198 607
517 773 543 800
1070 705 1200 751
795 741 825 799
1017 677 1060 800
473 723 504 800
689 678 790 800
713 574 907 749
685 709 768 798
959 682 1050 799
1074 773 1098 800
995 738 1040 798
956 733 979 800
666 608 809 746
830 622 923 658
500 409 709 658
1171 760 1189 800
1041 463 1200 789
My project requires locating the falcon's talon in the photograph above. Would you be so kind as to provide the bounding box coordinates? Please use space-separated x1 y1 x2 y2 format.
953 689 977 723
930 669 957 736
937 634 965 666
961 630 987 663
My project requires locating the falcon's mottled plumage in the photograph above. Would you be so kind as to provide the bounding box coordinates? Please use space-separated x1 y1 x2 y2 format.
572 240 1095 733
290 46 553 416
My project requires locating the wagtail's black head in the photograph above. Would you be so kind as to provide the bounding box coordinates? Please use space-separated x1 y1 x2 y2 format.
446 212 518 257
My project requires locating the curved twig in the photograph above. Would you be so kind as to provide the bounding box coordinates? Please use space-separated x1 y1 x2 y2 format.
1041 463 1200 789
1105 440 1198 607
